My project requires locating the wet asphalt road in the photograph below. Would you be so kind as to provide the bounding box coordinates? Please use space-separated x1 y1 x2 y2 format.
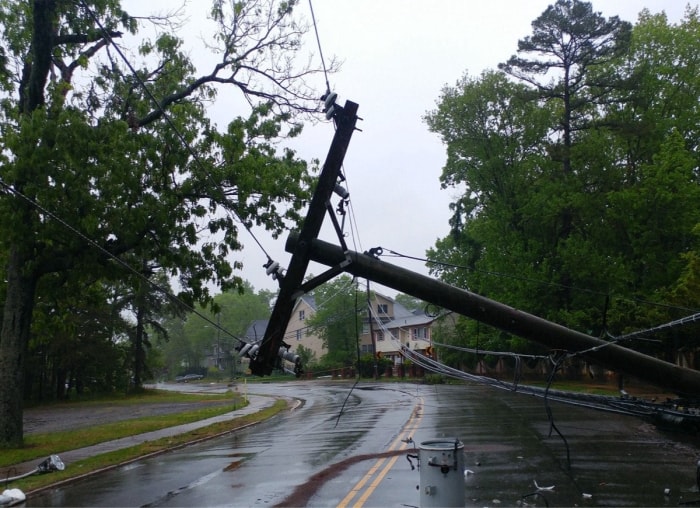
28 381 700 507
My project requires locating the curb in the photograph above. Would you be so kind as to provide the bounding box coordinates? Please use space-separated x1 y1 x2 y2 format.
15 395 294 498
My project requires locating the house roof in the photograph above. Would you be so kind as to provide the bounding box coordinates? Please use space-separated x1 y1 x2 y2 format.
292 294 316 312
384 311 435 329
244 319 269 343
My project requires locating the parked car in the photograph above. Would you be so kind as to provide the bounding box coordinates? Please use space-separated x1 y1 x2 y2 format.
175 373 204 383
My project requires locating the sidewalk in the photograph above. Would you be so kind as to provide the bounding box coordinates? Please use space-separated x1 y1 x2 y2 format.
8 394 278 479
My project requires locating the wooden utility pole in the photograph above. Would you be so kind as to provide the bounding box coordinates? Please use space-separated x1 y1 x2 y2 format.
249 99 359 376
286 233 700 396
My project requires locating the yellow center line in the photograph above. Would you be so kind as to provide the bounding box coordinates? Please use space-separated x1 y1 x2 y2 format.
337 397 424 508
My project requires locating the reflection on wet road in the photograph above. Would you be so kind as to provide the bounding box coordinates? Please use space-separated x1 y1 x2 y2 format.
28 381 700 507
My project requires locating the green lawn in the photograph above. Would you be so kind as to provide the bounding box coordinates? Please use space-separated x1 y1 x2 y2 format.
2 390 288 494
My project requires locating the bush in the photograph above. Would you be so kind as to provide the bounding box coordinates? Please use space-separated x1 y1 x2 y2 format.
424 374 445 385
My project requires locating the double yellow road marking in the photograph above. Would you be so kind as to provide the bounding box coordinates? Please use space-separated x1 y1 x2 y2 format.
337 397 424 508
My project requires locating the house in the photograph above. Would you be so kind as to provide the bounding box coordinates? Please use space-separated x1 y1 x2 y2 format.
287 295 325 360
359 293 418 356
239 296 325 373
243 291 451 373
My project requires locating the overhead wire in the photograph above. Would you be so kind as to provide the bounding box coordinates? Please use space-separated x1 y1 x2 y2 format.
378 246 700 341
307 0 331 95
59 3 696 382
0 178 246 346
364 305 690 427
381 247 700 315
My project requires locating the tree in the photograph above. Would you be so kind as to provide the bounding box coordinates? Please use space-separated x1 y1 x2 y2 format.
307 275 361 368
424 69 555 343
164 282 273 378
499 0 632 174
425 5 700 364
184 282 273 364
0 0 330 447
394 293 423 312
28 274 132 400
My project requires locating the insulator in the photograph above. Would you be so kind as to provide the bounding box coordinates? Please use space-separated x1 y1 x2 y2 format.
265 261 280 276
238 343 253 357
247 344 259 359
278 347 299 364
334 183 349 200
323 92 337 112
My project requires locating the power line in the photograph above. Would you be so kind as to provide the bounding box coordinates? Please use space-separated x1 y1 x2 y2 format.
308 0 331 94
0 178 245 346
79 0 277 263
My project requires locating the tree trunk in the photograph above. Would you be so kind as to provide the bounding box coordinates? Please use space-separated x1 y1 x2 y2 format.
134 304 145 390
0 247 38 447
0 0 55 448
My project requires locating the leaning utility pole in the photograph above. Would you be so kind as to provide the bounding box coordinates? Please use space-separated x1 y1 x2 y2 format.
248 95 359 376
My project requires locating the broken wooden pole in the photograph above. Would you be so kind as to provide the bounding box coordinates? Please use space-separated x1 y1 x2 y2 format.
286 232 700 396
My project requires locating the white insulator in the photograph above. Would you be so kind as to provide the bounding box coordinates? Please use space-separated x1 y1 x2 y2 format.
247 344 259 358
238 343 253 357
324 92 337 112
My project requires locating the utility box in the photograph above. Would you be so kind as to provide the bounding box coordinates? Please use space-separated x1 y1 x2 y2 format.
419 438 465 507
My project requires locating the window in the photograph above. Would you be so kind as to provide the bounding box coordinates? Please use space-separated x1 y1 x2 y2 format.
361 344 371 353
299 310 305 321
296 329 302 341
412 327 427 339
377 304 388 314
376 331 384 342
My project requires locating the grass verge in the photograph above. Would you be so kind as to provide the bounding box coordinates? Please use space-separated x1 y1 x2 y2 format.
8 398 287 494
3 390 241 467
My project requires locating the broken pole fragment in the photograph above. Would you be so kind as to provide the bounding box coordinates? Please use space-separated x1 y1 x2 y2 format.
285 232 700 396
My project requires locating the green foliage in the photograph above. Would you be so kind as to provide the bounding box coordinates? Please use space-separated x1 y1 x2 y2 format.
423 374 445 385
0 0 329 446
394 293 424 312
161 282 273 378
307 275 362 367
294 344 317 367
426 3 700 360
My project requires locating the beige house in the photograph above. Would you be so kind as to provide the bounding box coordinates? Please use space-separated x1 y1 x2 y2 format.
286 295 325 361
269 291 414 368
248 291 452 372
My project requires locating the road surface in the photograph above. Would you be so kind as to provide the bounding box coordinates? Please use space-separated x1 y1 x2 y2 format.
28 381 700 507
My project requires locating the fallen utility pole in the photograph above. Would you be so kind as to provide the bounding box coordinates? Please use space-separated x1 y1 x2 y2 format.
286 232 700 397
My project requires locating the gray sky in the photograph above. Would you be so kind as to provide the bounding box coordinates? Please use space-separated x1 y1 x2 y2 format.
123 0 694 298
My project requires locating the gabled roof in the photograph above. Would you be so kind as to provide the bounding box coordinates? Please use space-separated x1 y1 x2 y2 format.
371 291 415 318
292 294 316 312
392 301 415 319
244 319 269 343
384 311 435 329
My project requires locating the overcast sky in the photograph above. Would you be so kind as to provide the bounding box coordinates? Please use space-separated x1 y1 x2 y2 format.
123 0 694 299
